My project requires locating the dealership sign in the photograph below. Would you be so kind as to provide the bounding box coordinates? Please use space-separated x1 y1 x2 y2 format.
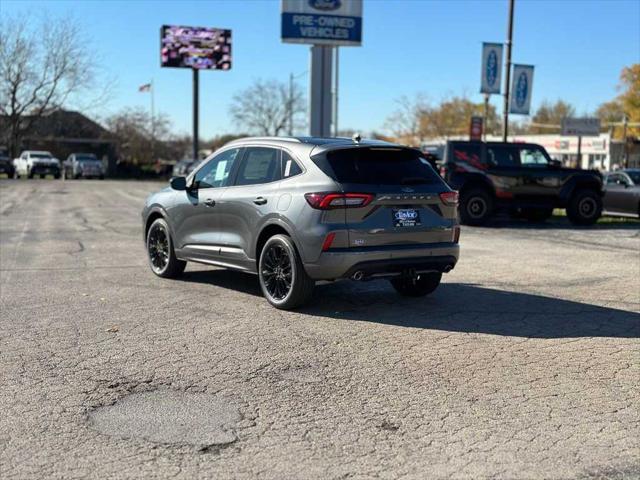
561 117 601 137
509 64 534 115
281 0 363 46
480 43 503 94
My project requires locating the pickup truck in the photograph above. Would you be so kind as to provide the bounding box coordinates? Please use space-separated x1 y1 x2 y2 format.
14 150 61 179
63 153 105 179
441 141 604 225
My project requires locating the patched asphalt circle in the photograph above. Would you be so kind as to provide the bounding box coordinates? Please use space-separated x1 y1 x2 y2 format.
89 391 241 447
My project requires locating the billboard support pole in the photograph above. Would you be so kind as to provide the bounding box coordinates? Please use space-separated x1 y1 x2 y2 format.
192 68 199 161
502 0 515 142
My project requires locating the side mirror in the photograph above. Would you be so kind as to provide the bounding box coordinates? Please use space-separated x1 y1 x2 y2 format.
170 176 187 191
549 159 562 168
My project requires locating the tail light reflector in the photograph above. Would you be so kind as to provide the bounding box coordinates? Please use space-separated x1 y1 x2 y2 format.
439 191 459 206
305 192 374 210
321 232 336 251
453 226 461 243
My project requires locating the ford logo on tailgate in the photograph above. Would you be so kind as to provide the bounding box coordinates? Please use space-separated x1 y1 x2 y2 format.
309 0 341 11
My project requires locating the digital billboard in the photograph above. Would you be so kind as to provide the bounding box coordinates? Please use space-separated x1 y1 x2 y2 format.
160 25 232 70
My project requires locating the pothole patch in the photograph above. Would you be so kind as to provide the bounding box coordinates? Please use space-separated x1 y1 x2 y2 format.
88 390 242 447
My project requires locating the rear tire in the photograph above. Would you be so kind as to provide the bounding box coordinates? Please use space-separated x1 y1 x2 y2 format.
459 188 493 226
258 234 314 310
566 189 601 226
390 272 442 297
146 218 186 278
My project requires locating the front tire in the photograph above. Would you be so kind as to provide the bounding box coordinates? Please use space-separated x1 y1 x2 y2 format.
459 188 493 226
390 272 442 297
566 189 601 226
146 218 186 278
258 234 314 310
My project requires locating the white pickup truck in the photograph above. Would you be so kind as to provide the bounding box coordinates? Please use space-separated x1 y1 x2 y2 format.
13 150 61 179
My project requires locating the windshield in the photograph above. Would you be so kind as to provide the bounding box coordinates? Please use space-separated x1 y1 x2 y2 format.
76 156 98 162
32 153 52 159
316 147 442 185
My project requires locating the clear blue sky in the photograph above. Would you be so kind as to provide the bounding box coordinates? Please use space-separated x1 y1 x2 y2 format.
3 0 639 138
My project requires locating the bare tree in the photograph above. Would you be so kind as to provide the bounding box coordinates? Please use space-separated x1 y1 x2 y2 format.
229 79 305 136
0 14 108 157
105 107 181 164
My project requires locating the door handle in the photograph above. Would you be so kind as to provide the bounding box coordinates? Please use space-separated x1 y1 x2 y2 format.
204 198 216 207
253 197 267 205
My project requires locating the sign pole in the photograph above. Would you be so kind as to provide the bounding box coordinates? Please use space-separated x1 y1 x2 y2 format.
483 93 490 141
577 135 582 169
309 45 333 137
502 0 515 142
192 68 199 161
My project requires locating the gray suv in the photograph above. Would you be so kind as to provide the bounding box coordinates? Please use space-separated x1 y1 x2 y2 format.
142 137 460 309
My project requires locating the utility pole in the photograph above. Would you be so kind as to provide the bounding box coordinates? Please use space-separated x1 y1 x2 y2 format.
622 114 629 168
288 73 294 136
502 0 515 142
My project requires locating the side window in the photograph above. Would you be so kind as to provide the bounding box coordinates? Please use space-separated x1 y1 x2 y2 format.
487 146 517 166
282 151 303 179
606 174 620 185
519 147 549 167
194 148 241 189
452 144 486 170
235 147 280 186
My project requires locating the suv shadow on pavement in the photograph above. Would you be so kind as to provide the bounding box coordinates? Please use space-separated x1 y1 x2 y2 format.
178 269 639 339
477 213 640 231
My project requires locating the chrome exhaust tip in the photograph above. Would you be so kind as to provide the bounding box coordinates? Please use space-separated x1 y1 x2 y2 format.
351 271 365 281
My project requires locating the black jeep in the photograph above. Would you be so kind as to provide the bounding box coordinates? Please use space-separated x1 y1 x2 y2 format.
441 141 604 226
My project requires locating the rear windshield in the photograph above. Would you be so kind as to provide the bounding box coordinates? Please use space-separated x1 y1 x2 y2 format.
316 148 442 185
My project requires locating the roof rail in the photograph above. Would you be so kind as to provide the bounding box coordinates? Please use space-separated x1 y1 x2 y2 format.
225 136 302 145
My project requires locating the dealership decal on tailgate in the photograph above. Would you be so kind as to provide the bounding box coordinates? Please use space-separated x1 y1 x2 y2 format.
393 209 421 227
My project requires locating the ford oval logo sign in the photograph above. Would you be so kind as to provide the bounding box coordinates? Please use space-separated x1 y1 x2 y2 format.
486 50 498 87
308 0 341 11
515 71 528 108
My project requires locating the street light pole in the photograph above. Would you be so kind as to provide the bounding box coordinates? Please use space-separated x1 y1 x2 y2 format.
502 0 515 142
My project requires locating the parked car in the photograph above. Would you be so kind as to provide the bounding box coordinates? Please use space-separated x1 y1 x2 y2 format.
142 137 460 309
0 152 15 178
13 150 61 179
63 153 105 179
441 141 604 225
602 169 640 218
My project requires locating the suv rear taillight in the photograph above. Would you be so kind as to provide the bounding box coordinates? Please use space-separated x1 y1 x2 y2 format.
439 191 459 206
305 192 374 210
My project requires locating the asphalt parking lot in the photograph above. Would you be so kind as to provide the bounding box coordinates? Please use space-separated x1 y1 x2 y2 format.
1 179 638 479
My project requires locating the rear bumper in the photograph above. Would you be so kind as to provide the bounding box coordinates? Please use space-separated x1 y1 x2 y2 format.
304 242 460 280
